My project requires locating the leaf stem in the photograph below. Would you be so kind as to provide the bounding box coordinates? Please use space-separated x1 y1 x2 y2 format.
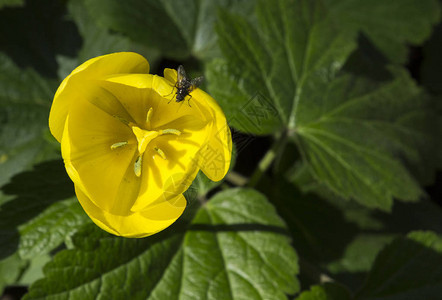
225 171 248 187
248 131 287 187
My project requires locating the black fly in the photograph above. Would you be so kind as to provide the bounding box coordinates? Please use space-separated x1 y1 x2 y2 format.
171 65 204 106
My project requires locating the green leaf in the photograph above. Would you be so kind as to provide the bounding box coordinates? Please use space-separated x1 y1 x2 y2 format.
56 0 131 79
58 0 160 80
25 188 299 300
326 0 441 64
295 68 437 210
0 160 87 260
0 253 27 293
207 0 356 134
266 179 359 264
356 231 442 300
83 0 187 59
18 197 89 259
209 0 438 209
326 198 442 289
0 0 23 9
296 282 352 300
0 53 59 187
265 175 442 289
83 0 254 60
326 234 395 273
0 0 82 78
18 254 52 286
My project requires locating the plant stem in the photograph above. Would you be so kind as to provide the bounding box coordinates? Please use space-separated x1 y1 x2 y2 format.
248 132 287 187
225 171 248 187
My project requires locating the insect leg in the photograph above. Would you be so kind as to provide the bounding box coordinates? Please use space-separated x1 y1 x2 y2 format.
187 94 192 107
166 83 179 104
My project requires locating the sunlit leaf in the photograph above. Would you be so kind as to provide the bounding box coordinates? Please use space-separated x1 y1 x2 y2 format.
0 160 87 260
295 69 436 210
25 189 299 300
208 0 439 209
208 0 356 134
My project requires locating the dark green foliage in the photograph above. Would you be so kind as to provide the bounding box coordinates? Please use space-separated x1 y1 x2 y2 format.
24 189 299 300
0 160 86 260
0 0 441 299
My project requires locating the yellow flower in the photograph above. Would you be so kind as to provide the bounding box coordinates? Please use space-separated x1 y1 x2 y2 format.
49 52 232 238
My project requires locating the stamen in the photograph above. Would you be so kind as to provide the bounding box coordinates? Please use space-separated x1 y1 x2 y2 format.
154 147 167 160
134 155 143 177
110 141 128 150
146 107 153 124
159 129 181 136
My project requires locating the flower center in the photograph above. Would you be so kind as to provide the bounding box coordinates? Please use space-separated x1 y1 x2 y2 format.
110 107 181 177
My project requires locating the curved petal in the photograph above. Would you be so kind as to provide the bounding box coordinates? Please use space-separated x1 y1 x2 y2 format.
162 68 232 180
50 52 149 142
163 68 177 85
192 89 232 181
61 91 141 215
54 55 232 239
75 185 186 238
63 75 212 214
97 75 213 211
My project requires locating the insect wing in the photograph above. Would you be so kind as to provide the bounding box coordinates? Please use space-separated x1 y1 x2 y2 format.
189 76 204 92
177 65 187 88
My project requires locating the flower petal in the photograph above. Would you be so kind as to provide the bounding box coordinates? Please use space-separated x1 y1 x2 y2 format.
192 89 232 181
61 91 142 215
161 68 232 180
163 68 177 85
75 185 186 238
101 74 200 126
97 75 213 211
50 52 149 142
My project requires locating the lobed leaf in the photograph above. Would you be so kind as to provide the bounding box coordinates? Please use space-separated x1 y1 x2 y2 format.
208 0 356 134
209 0 439 209
0 253 27 293
0 160 86 260
0 0 81 78
265 175 442 289
83 0 254 60
0 53 59 188
326 0 441 64
356 231 442 299
24 188 299 300
295 69 437 210
57 0 159 81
